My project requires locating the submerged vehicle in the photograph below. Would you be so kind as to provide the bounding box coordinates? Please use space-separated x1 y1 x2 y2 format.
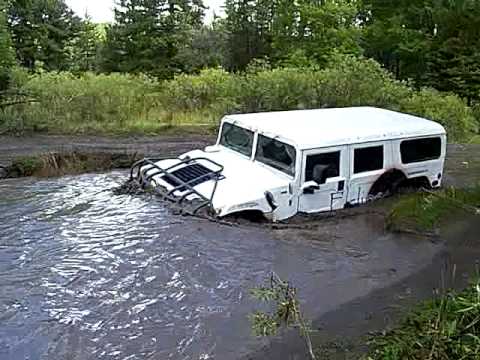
130 107 447 222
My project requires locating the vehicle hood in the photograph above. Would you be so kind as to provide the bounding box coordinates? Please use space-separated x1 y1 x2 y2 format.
143 147 292 216
181 148 292 214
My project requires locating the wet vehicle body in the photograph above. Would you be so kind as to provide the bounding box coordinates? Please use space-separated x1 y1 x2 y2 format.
131 107 447 222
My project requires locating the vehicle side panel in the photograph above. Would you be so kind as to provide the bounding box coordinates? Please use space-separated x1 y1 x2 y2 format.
391 134 446 188
346 140 394 205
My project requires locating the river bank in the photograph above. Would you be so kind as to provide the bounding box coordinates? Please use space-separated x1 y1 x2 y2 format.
0 134 215 178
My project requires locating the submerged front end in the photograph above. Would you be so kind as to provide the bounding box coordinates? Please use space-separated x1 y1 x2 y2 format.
130 148 295 221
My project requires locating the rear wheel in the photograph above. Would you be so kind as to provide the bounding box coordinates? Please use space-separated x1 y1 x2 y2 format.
369 169 407 198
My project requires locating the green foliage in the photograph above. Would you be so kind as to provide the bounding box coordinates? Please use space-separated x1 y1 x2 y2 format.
102 0 206 78
368 281 480 359
400 88 478 141
224 0 361 71
10 156 43 176
0 0 15 90
69 15 104 73
174 22 228 74
287 0 362 65
425 0 480 104
250 273 317 360
473 103 480 132
162 55 476 141
223 0 273 71
7 0 81 71
361 0 480 104
1 72 163 134
1 56 477 138
387 186 480 233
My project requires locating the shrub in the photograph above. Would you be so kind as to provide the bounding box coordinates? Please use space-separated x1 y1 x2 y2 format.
1 56 477 140
400 89 477 142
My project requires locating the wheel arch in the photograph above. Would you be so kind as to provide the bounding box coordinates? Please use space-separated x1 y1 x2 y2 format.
368 168 408 196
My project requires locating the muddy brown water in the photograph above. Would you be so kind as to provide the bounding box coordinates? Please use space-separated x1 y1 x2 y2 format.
0 143 479 360
0 171 449 360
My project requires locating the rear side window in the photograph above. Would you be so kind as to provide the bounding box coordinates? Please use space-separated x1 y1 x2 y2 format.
354 146 384 174
401 137 442 164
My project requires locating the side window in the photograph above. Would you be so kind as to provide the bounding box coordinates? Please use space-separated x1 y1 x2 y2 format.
305 151 340 184
401 137 441 164
354 145 384 174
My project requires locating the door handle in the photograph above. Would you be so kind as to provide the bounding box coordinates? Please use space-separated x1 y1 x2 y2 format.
338 180 345 191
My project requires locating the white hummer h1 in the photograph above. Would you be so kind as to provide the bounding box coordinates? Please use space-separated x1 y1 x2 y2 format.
131 107 446 222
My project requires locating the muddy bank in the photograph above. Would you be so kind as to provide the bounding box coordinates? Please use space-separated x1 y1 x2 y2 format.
0 135 215 178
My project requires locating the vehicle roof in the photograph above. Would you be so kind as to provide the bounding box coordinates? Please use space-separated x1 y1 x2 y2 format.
224 107 446 150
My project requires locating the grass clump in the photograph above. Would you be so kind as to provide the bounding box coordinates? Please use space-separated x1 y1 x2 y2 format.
468 135 480 144
367 281 480 360
387 187 480 233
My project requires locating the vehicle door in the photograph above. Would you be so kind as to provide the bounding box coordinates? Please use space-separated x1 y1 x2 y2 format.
298 146 349 213
347 142 387 205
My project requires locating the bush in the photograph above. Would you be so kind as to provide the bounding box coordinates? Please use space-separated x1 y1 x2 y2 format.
161 55 476 141
1 55 477 140
1 72 170 134
400 89 477 142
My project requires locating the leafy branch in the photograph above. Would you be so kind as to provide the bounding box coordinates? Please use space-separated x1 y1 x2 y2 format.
250 272 317 360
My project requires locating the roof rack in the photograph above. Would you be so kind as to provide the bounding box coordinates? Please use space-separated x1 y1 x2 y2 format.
130 157 224 215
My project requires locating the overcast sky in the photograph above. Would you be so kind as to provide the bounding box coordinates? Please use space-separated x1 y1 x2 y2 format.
65 0 225 23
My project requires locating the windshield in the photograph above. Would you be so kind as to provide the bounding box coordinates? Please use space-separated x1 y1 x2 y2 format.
219 122 254 157
255 135 296 176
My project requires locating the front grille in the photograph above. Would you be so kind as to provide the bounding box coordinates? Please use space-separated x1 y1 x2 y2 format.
162 163 220 192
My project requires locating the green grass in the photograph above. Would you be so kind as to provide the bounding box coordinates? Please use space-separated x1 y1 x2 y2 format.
367 281 480 360
469 135 480 144
386 187 480 233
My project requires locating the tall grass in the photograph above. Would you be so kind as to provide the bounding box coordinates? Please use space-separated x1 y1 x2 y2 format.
368 281 480 359
1 55 477 140
387 186 480 233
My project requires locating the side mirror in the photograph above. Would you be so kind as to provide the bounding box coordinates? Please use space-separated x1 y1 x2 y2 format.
302 181 320 194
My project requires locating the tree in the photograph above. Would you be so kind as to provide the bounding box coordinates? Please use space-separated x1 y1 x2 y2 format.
7 0 81 71
426 0 480 105
0 0 15 90
102 0 206 78
223 0 361 71
224 0 273 71
285 0 361 65
174 20 228 73
361 0 433 82
70 14 104 72
361 0 480 103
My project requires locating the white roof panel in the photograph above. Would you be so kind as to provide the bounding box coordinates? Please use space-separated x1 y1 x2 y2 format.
225 107 446 150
